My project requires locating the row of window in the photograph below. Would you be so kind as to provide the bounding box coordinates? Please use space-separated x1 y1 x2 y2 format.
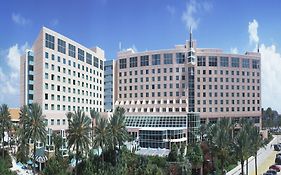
45 33 103 69
118 53 260 69
44 93 102 105
197 56 260 69
119 76 260 85
119 68 260 77
44 104 102 112
45 52 103 76
119 83 260 91
44 72 103 90
48 118 66 126
45 83 103 98
197 99 260 105
118 91 260 98
123 106 260 113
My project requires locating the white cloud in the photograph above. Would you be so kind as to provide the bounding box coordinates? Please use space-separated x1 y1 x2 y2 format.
125 44 138 53
230 47 239 54
0 43 29 107
182 0 212 30
7 42 29 72
260 44 281 112
11 13 31 26
166 5 175 16
247 19 281 112
248 19 259 46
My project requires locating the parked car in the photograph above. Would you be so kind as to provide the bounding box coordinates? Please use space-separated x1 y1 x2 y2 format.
269 165 281 172
263 173 273 175
275 156 281 165
274 144 281 151
276 153 281 158
267 169 277 175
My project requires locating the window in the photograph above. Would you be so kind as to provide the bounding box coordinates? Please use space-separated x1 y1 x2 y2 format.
78 48 84 61
68 44 76 58
176 53 185 64
242 58 250 68
45 52 49 59
86 53 92 65
231 57 240 67
57 39 66 54
197 56 206 66
152 54 160 65
209 56 217 66
220 57 229 67
45 33 54 50
100 60 103 70
130 57 138 67
94 57 99 68
140 55 149 66
164 53 173 64
252 59 260 69
119 58 127 69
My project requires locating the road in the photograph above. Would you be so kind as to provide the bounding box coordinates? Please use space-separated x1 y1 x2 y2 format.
227 135 280 175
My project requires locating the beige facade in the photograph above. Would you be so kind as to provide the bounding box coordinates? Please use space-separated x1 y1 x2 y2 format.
20 27 105 130
115 41 261 124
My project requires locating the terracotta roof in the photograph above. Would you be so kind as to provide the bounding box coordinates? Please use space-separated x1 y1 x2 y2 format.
9 108 20 122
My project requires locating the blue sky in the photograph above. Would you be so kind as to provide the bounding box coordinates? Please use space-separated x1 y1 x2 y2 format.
1 0 281 112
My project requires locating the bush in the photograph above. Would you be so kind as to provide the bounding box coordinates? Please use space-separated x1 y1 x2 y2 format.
0 149 13 168
43 156 69 175
0 158 16 175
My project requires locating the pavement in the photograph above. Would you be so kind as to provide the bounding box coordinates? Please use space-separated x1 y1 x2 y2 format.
227 135 280 175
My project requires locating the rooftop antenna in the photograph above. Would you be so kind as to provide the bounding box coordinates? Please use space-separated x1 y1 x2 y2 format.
119 42 122 51
257 43 260 53
189 26 192 49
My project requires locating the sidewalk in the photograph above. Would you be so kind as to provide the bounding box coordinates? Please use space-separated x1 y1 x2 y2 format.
227 136 277 175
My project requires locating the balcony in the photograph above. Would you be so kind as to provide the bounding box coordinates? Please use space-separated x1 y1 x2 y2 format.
28 80 34 84
28 90 34 94
28 60 34 65
28 71 34 75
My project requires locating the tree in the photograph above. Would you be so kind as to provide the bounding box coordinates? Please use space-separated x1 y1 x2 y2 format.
168 144 179 162
16 105 29 162
25 103 47 175
52 132 63 157
43 156 68 175
108 106 128 151
250 126 265 175
0 104 11 159
67 109 91 175
94 117 108 163
211 118 232 174
107 106 129 164
90 109 100 147
232 119 251 175
186 144 203 174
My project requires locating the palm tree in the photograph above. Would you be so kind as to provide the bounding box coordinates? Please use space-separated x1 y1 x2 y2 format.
25 103 47 175
52 132 63 157
232 119 251 175
94 117 108 162
206 118 232 175
108 106 128 150
67 109 91 175
250 126 265 175
0 104 11 159
17 105 29 162
90 109 100 147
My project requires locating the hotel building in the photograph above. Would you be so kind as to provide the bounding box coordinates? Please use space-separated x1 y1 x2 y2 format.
115 32 261 148
20 27 105 131
20 27 261 150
